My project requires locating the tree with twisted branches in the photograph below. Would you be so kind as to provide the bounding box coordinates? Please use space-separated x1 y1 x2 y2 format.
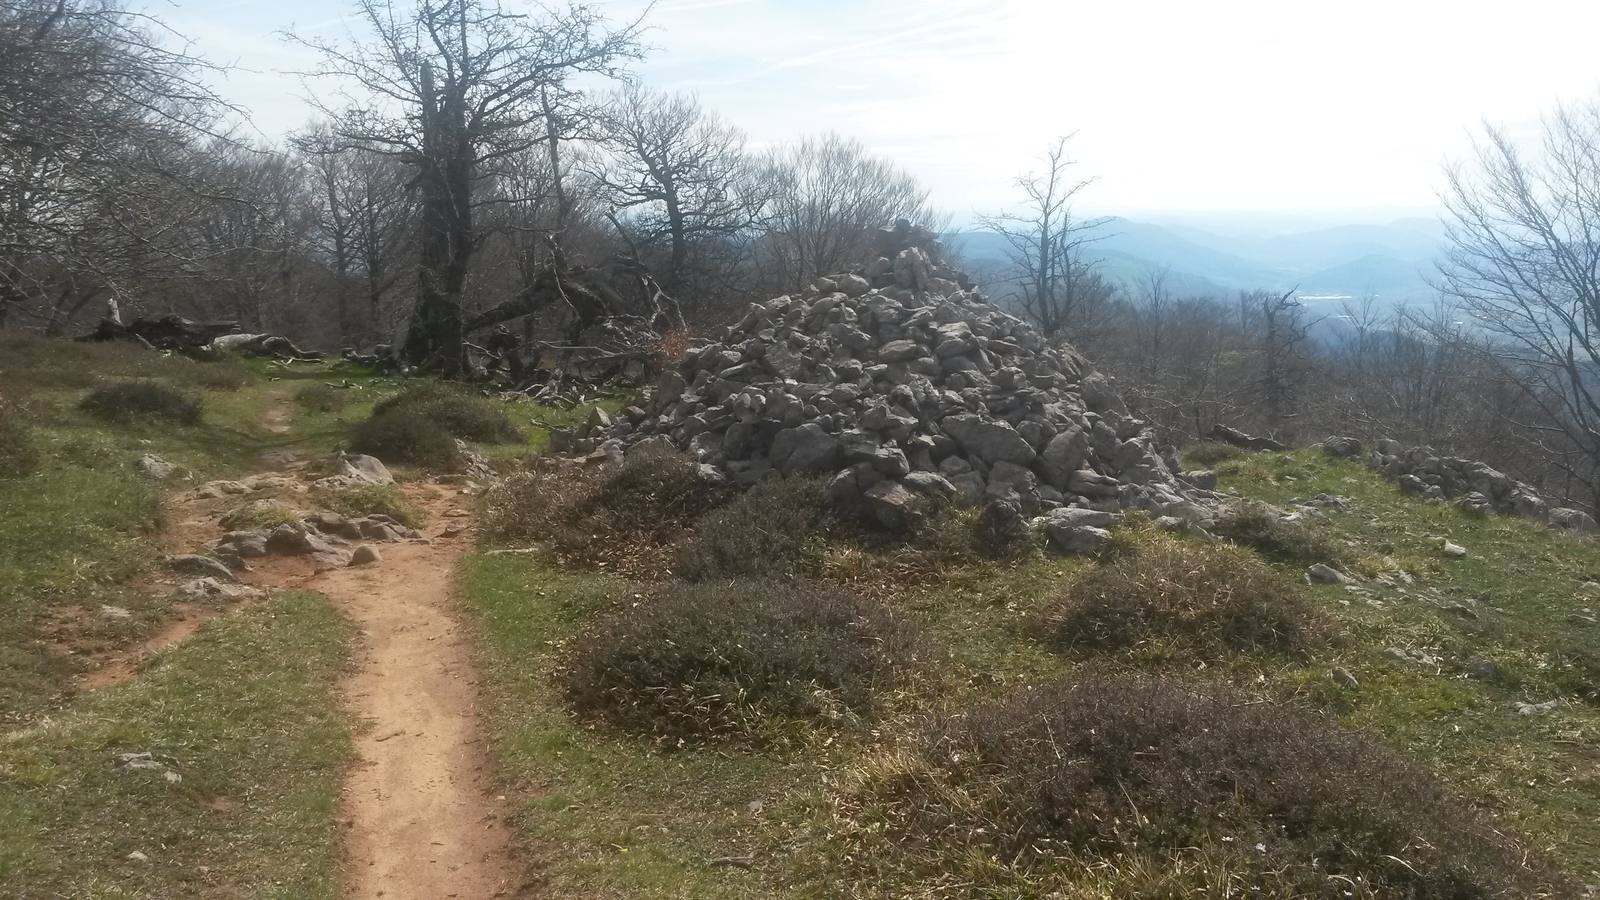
291 0 644 374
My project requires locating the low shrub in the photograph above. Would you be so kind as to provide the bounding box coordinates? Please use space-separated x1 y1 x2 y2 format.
313 482 424 528
0 397 40 478
1181 439 1245 465
672 477 829 580
294 383 342 413
834 676 1563 897
78 381 202 425
373 383 519 443
1212 500 1352 567
1045 538 1321 661
349 410 460 470
220 499 303 531
564 579 922 745
483 451 731 573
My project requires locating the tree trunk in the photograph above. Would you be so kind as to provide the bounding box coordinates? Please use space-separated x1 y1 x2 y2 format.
402 61 471 376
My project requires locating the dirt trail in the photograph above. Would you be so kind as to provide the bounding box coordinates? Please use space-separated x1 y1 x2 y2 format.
257 484 515 899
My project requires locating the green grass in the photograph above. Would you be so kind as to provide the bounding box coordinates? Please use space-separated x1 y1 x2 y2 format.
461 554 806 897
461 450 1600 895
0 591 354 898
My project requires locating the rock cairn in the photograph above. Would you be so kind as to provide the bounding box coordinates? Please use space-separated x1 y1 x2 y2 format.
566 222 1215 551
1325 436 1597 533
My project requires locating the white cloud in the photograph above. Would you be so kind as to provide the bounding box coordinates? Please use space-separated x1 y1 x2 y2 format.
155 0 1600 216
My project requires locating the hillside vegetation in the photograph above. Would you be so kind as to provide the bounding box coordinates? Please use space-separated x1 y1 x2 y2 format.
463 445 1600 897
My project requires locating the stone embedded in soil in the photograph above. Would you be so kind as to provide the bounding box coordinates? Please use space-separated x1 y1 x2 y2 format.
169 554 237 583
349 544 382 566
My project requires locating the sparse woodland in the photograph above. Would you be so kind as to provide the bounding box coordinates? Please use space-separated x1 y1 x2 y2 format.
5 0 1600 509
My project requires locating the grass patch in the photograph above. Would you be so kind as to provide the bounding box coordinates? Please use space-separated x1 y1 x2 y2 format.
0 332 240 395
564 579 923 747
0 592 353 897
0 396 39 478
671 477 829 581
1044 536 1325 662
79 381 202 426
219 499 304 532
831 676 1565 898
461 554 802 897
293 382 343 413
313 482 425 528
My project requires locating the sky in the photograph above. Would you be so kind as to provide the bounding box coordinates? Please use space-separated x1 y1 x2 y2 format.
159 0 1600 226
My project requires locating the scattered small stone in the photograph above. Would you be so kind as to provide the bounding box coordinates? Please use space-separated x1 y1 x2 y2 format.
168 554 237 583
1385 646 1442 667
1515 699 1561 716
1463 659 1502 681
118 752 182 783
99 605 133 620
126 851 150 863
136 454 177 480
1441 541 1468 558
348 545 382 566
1331 666 1359 689
177 577 261 602
1305 563 1350 585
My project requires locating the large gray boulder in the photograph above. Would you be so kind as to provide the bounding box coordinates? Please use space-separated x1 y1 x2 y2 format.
940 415 1036 466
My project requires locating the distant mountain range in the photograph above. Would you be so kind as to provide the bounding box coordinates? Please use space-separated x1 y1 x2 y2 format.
947 216 1447 312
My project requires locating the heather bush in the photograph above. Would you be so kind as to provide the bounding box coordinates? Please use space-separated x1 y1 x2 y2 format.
373 383 519 443
78 381 202 425
672 477 830 580
834 676 1563 897
349 409 460 470
564 579 922 745
483 451 730 573
1046 538 1322 661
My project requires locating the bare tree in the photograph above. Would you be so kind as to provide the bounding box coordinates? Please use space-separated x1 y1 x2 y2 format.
1134 264 1172 374
1245 288 1316 436
0 0 230 330
755 133 936 294
977 136 1109 338
1439 96 1600 506
590 85 764 304
292 0 644 374
295 125 417 344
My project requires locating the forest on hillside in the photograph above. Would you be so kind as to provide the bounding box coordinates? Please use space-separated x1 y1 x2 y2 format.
5 0 1600 511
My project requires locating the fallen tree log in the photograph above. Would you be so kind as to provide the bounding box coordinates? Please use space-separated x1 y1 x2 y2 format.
78 315 239 354
1209 423 1287 452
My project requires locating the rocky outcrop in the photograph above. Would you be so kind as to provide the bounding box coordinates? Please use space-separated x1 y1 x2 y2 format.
564 224 1215 544
1333 436 1596 534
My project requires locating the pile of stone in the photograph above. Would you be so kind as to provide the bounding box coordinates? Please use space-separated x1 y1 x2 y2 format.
1325 436 1597 533
564 222 1216 553
211 510 413 572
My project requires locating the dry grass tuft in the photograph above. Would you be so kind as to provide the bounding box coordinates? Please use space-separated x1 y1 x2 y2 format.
1045 537 1323 661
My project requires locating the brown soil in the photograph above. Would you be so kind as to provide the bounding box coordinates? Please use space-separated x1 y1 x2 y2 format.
254 483 516 899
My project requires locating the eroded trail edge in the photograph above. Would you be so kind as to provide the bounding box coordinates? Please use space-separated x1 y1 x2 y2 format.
266 484 514 899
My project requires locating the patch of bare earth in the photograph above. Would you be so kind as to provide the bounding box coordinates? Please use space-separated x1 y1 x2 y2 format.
254 483 515 899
